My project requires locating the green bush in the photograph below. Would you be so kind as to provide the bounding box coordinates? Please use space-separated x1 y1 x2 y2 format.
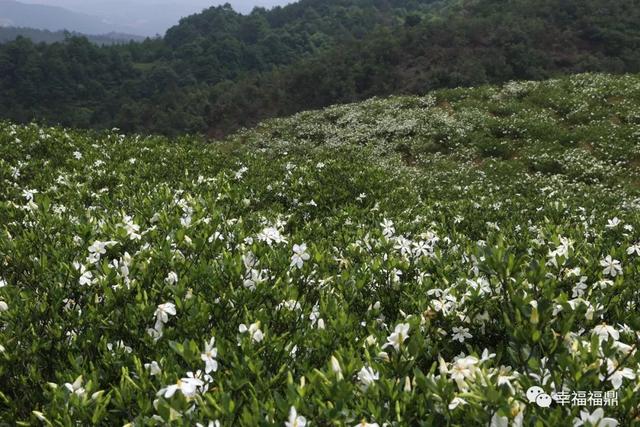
1 74 640 426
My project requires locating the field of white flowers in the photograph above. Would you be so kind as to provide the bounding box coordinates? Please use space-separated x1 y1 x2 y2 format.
1 73 640 425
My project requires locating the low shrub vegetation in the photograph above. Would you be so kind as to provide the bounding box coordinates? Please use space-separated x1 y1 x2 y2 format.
1 73 639 425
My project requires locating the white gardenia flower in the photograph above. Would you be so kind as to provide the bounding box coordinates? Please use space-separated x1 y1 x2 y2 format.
87 240 117 263
144 361 162 376
239 321 264 342
357 366 379 390
382 323 410 351
277 300 302 311
258 226 287 245
451 326 472 343
490 413 508 427
0 301 8 312
599 358 635 390
243 268 267 291
402 376 411 393
380 219 395 238
157 376 204 399
79 269 93 286
22 189 38 201
412 240 432 258
64 376 86 397
600 255 622 277
592 324 620 342
496 366 517 394
147 327 163 341
285 406 306 427
234 166 248 180
180 214 192 227
122 216 141 240
242 251 258 269
572 277 588 298
618 323 633 335
201 337 218 374
573 408 618 427
291 243 310 269
0 279 6 288
606 217 621 229
309 304 324 329
626 243 640 256
449 356 479 391
154 302 176 329
330 355 343 380
390 268 402 283
88 241 107 255
480 348 496 363
448 397 467 410
187 370 213 392
354 421 380 427
164 271 178 285
107 340 132 353
393 236 412 257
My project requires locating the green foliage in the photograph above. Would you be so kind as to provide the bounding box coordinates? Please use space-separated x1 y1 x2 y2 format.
1 74 640 425
1 0 640 137
206 0 640 136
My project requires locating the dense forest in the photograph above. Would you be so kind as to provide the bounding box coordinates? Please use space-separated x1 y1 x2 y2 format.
0 0 639 136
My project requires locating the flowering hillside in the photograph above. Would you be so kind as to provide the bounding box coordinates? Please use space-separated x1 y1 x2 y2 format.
1 73 640 425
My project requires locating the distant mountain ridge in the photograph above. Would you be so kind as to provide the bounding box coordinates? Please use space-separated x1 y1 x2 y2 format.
4 0 295 36
0 0 129 35
0 26 147 45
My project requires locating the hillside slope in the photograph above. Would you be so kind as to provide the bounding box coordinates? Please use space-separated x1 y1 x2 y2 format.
1 73 640 424
204 0 640 136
